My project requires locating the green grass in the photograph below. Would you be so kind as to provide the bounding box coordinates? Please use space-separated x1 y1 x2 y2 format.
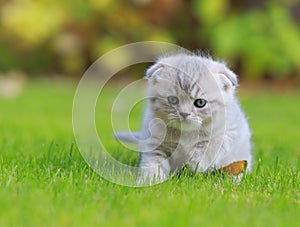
0 80 299 226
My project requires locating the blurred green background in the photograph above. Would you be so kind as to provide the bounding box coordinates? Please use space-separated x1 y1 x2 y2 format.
0 0 300 83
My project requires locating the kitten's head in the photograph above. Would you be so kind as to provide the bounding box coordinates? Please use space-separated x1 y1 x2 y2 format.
145 53 238 131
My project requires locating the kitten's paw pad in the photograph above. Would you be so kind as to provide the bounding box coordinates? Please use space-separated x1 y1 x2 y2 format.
218 160 247 176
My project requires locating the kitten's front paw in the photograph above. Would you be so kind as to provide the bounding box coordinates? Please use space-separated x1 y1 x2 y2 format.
137 170 168 186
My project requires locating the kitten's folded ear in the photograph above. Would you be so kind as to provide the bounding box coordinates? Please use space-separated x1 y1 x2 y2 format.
218 68 238 87
145 63 164 79
210 61 238 88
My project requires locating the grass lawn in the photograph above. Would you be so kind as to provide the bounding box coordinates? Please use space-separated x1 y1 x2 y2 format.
0 79 299 226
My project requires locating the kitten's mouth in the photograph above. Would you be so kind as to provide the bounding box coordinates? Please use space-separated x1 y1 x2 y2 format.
176 118 186 123
168 119 201 131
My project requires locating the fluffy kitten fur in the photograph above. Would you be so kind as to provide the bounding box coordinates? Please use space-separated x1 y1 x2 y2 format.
115 53 252 185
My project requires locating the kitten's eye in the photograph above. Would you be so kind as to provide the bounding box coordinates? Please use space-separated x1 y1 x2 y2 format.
194 99 207 108
167 96 179 105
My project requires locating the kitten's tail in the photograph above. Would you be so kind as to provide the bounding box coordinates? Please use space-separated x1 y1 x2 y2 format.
113 131 141 144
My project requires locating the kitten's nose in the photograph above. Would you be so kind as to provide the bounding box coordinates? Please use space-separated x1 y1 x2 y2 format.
179 112 190 119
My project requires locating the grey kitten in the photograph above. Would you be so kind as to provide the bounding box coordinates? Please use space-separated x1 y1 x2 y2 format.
115 53 252 185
